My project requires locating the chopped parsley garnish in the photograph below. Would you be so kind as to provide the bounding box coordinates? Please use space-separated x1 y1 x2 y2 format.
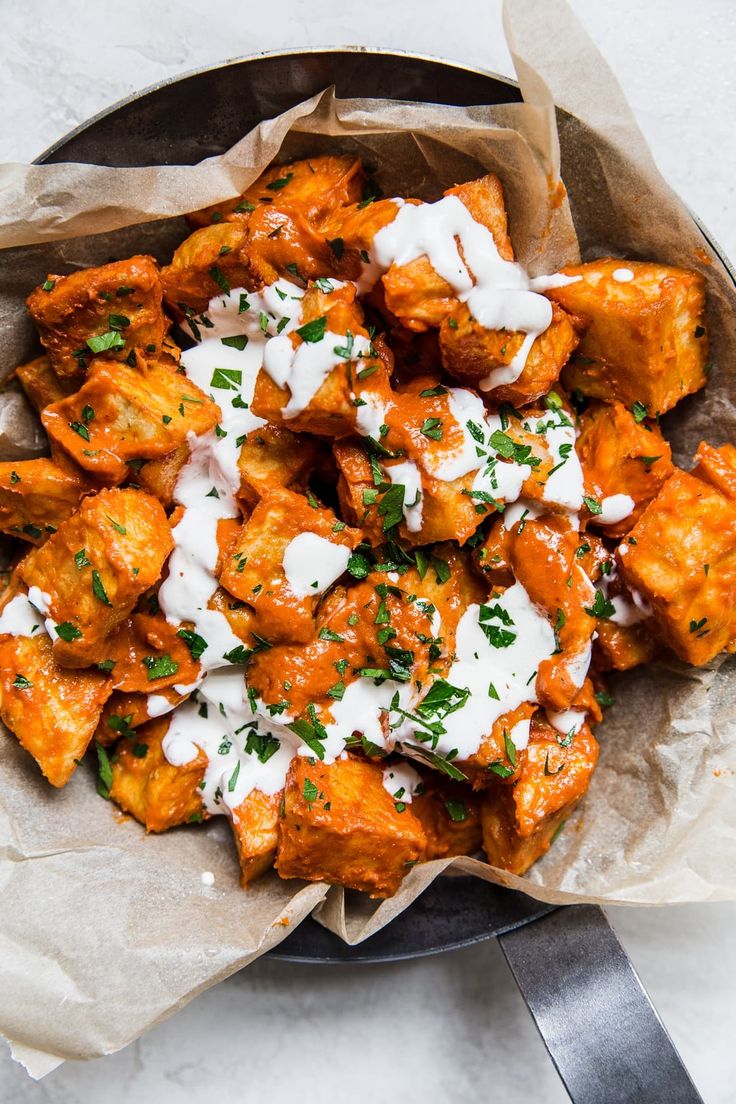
177 628 208 660
91 570 112 606
208 265 231 294
86 330 125 354
142 654 179 680
210 366 242 390
13 674 32 690
55 622 82 642
69 420 90 441
266 172 294 191
108 313 130 331
420 417 443 441
106 515 127 535
378 482 405 531
444 799 467 822
631 401 648 423
303 778 319 803
221 334 248 351
296 315 327 343
318 627 345 643
584 590 615 619
96 743 113 799
478 603 516 648
583 495 603 516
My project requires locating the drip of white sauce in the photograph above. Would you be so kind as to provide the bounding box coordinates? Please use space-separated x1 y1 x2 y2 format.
547 708 586 736
0 592 46 637
368 194 561 389
385 460 424 532
610 588 652 627
612 267 635 283
382 762 422 803
509 718 531 751
355 392 389 440
263 328 372 419
282 533 351 599
402 583 556 763
530 273 582 291
599 494 635 525
147 694 176 719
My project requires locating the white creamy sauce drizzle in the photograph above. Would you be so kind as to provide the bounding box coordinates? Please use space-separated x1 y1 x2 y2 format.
282 532 351 599
147 694 176 719
365 194 568 390
599 493 635 525
385 460 424 532
382 762 422 803
509 718 531 751
264 325 372 419
610 588 652 627
612 267 635 282
0 592 46 637
546 708 587 736
354 391 389 439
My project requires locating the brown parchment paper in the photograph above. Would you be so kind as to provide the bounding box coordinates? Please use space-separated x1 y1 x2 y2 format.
1 0 735 1076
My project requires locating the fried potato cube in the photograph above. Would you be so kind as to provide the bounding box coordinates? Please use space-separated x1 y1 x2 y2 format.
481 719 598 875
692 441 736 503
14 354 74 412
411 777 482 859
576 400 674 537
230 789 282 886
26 256 167 381
219 487 359 645
251 282 391 437
17 487 174 667
0 458 92 545
134 442 190 507
109 716 207 832
276 754 427 898
617 464 736 664
101 612 201 694
161 211 337 316
439 300 580 406
381 177 513 333
237 424 321 510
0 632 111 786
594 619 659 671
42 355 219 484
552 259 708 415
188 155 364 230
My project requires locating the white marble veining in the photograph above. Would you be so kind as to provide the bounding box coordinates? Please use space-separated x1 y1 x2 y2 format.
1 2 735 1101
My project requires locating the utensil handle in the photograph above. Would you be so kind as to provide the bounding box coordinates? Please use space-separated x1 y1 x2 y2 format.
498 904 703 1104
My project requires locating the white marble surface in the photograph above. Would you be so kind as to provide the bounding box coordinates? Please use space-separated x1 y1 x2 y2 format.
1 2 735 1101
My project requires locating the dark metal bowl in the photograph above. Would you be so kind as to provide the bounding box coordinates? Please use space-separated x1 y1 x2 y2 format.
33 50 731 983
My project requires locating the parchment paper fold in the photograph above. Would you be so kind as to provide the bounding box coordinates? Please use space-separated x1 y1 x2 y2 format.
1 0 734 1075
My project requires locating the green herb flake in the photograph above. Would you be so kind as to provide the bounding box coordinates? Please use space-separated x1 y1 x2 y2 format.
96 743 113 799
444 799 467 823
86 330 125 354
55 622 82 642
296 315 327 343
177 628 208 660
91 570 112 606
142 654 180 681
583 495 603 516
221 334 248 351
13 673 32 690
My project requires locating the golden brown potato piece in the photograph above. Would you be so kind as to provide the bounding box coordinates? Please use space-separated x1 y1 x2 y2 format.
552 259 708 415
692 441 736 504
0 458 92 545
17 487 173 667
188 155 364 229
594 619 659 672
134 443 190 507
381 177 513 333
576 400 674 538
109 716 207 832
14 354 74 412
100 612 201 694
230 789 282 886
439 300 580 407
507 515 596 712
237 424 321 510
276 754 426 898
42 355 219 485
0 632 111 787
161 209 338 317
219 486 359 645
411 777 483 859
249 553 474 724
26 256 167 380
617 458 736 664
251 281 392 437
481 718 599 875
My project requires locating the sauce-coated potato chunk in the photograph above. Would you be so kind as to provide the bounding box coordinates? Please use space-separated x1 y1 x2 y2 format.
276 755 426 898
594 618 658 671
552 259 708 415
576 400 673 537
0 632 111 786
26 256 167 380
14 354 74 412
439 301 580 406
0 458 92 545
18 487 173 667
617 460 736 664
411 777 483 859
101 612 201 694
481 719 598 874
237 424 322 510
109 716 207 832
230 789 282 886
42 355 219 484
219 486 359 645
188 155 364 230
